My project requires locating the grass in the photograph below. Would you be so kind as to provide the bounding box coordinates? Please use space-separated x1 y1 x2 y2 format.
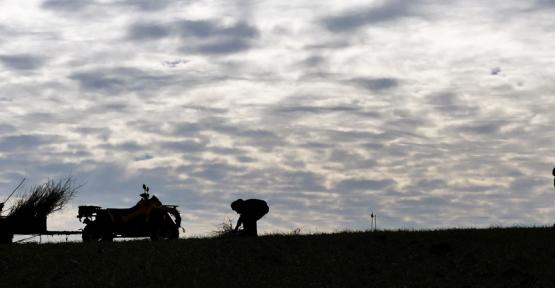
8 177 77 220
1 227 555 287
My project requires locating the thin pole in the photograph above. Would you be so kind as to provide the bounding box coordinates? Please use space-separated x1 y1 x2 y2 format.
4 177 26 203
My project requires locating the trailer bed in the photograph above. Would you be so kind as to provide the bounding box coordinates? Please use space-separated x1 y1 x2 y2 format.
37 230 82 235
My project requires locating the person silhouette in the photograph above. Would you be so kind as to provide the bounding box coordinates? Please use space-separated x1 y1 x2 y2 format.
231 199 269 236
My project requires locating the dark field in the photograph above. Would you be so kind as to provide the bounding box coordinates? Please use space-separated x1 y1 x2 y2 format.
1 227 554 288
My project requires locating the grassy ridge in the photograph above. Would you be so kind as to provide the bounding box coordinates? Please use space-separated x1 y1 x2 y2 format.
1 227 554 288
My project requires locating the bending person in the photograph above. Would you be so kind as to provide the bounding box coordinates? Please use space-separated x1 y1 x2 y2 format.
231 199 269 236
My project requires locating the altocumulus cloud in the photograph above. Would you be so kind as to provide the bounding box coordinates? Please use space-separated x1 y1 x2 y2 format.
0 54 46 70
0 134 61 152
42 0 177 12
321 0 420 32
0 0 554 238
351 77 400 91
127 19 259 55
334 178 397 192
41 0 91 11
70 67 177 95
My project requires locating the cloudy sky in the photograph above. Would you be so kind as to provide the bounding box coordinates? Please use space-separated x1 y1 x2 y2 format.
1 0 554 237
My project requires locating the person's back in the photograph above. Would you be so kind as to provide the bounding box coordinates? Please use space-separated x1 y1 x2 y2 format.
231 198 269 236
242 199 269 218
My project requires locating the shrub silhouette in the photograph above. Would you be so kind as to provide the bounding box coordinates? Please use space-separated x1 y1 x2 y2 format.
8 177 76 220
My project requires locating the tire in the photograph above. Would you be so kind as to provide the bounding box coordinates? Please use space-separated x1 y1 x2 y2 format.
150 225 179 241
166 226 179 240
150 212 179 241
83 222 113 242
95 212 114 242
82 223 101 242
0 233 13 244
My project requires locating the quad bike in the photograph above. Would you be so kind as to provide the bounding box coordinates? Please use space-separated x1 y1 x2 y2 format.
78 185 181 242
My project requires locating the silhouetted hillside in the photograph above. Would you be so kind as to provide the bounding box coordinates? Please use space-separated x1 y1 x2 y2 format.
1 227 554 287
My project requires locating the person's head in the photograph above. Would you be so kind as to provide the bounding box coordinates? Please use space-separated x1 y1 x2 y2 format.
231 199 244 213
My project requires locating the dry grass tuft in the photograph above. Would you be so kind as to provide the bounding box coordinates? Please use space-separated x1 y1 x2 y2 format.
211 218 235 238
8 177 78 220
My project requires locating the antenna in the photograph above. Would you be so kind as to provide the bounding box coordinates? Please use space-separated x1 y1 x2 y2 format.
370 212 377 231
3 177 26 204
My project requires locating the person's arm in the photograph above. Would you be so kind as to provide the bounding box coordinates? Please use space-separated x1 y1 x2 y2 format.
234 214 244 232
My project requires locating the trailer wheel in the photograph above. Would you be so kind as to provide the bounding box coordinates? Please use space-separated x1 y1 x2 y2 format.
0 233 13 244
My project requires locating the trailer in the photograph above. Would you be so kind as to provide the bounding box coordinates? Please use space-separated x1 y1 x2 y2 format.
0 177 79 244
0 214 82 243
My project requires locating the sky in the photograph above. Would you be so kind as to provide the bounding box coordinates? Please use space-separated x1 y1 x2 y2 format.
0 0 554 238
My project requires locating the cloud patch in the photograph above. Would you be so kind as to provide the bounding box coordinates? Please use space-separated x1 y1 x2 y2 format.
70 67 177 95
127 22 171 40
0 134 61 152
119 0 177 11
42 0 176 12
0 54 45 70
321 0 418 32
172 120 285 150
351 77 399 91
534 0 555 8
127 19 259 55
427 93 480 117
334 178 397 192
41 0 92 11
453 121 507 136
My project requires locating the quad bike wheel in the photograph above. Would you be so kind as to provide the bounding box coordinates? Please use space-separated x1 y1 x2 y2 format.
150 225 179 240
150 212 179 240
82 222 114 242
82 223 101 242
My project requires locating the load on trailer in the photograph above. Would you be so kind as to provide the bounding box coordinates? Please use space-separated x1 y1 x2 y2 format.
78 184 181 242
